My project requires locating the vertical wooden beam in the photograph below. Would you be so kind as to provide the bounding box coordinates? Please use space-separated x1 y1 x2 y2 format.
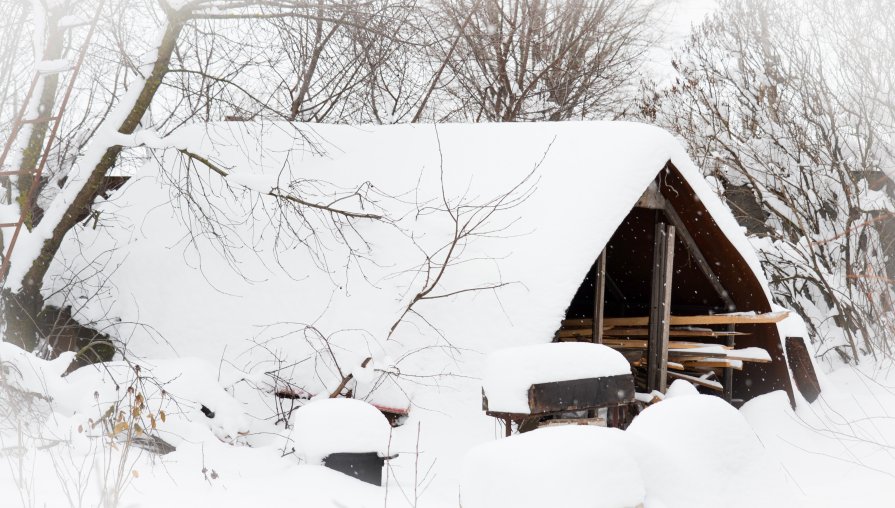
723 324 735 402
648 222 676 393
592 250 606 344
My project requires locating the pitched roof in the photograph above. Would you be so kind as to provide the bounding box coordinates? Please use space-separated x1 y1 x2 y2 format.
52 121 773 406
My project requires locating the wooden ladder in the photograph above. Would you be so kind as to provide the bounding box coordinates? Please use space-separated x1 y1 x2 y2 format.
0 3 103 287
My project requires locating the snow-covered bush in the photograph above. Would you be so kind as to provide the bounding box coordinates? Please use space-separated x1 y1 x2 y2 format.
647 0 895 365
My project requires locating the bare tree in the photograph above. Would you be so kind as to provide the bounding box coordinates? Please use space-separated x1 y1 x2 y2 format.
0 0 403 354
427 0 653 122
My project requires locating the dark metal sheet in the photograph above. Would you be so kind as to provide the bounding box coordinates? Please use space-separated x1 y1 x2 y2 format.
527 374 635 414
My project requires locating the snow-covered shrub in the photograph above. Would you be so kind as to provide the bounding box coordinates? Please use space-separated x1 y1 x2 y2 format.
647 0 895 365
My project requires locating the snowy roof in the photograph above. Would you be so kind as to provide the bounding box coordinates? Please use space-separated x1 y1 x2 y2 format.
51 121 773 408
482 342 632 414
290 398 392 464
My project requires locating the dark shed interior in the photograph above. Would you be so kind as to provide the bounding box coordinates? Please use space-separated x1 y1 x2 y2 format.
557 163 796 406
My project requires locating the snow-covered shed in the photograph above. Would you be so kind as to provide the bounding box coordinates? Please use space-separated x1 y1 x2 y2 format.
54 121 805 413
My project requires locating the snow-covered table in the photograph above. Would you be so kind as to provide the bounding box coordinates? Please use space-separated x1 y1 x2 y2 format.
481 343 635 434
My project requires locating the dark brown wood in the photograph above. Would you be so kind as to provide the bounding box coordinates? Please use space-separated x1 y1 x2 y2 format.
527 374 635 414
648 222 675 393
593 250 606 344
604 329 746 337
635 182 667 210
659 163 796 407
723 324 735 402
785 336 822 402
603 312 790 327
662 200 736 311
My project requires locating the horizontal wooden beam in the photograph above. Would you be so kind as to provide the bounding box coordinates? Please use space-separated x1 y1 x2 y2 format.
602 311 789 327
602 339 733 349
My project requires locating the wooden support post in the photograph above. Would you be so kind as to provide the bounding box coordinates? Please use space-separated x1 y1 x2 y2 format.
592 250 606 344
504 417 512 437
648 222 675 393
723 324 735 402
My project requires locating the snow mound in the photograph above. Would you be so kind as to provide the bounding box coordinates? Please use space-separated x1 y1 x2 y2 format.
291 398 391 464
664 378 698 398
482 342 631 414
463 392 796 508
461 425 645 508
0 342 74 397
626 393 795 507
61 357 250 443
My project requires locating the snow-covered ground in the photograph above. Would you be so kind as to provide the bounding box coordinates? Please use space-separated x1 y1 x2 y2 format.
5 4 895 505
3 343 894 507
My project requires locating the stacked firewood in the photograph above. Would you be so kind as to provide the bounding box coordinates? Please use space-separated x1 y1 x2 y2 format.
555 315 777 392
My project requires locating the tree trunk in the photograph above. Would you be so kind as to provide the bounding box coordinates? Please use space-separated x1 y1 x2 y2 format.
17 12 64 228
2 17 185 353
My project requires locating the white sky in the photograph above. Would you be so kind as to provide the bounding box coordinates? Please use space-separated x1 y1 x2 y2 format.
647 0 719 81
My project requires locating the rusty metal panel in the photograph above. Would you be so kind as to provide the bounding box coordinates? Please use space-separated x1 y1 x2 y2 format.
527 374 635 414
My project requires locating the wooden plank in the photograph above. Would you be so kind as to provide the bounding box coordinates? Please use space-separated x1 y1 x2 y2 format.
602 311 790 327
723 352 771 363
562 318 594 328
603 328 747 338
636 181 667 210
646 223 663 392
723 324 735 402
648 222 675 393
667 371 723 391
527 374 635 414
681 359 744 370
603 338 733 349
662 200 736 311
593 250 606 344
555 329 594 338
